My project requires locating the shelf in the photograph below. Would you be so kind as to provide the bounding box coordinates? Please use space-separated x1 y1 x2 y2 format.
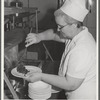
5 7 38 15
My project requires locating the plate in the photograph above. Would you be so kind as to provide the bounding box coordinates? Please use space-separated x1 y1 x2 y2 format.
11 65 42 78
51 89 60 93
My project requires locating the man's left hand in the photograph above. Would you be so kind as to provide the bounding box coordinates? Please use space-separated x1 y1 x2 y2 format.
24 72 42 83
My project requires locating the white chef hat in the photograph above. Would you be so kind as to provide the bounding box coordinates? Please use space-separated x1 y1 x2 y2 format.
60 0 89 22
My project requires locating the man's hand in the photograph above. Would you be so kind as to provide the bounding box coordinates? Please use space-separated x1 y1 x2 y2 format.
25 33 41 47
24 72 42 83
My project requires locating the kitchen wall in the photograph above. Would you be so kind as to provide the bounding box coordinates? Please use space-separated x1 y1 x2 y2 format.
22 0 58 30
84 0 96 40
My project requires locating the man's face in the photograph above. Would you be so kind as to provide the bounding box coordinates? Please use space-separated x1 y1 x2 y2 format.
55 16 76 39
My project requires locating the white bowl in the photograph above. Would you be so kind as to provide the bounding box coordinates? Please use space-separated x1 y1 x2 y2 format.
29 92 51 99
28 87 51 95
29 81 49 89
28 81 51 98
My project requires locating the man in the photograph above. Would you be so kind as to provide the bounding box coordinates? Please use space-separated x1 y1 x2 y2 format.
25 0 96 99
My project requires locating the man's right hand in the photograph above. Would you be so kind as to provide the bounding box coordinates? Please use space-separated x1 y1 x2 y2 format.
25 33 41 47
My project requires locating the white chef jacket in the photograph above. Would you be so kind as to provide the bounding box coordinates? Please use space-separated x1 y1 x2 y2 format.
58 27 96 99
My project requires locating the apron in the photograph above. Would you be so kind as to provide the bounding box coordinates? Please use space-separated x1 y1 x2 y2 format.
58 39 75 76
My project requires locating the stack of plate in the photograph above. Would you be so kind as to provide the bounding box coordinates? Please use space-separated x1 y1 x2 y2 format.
28 81 51 100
